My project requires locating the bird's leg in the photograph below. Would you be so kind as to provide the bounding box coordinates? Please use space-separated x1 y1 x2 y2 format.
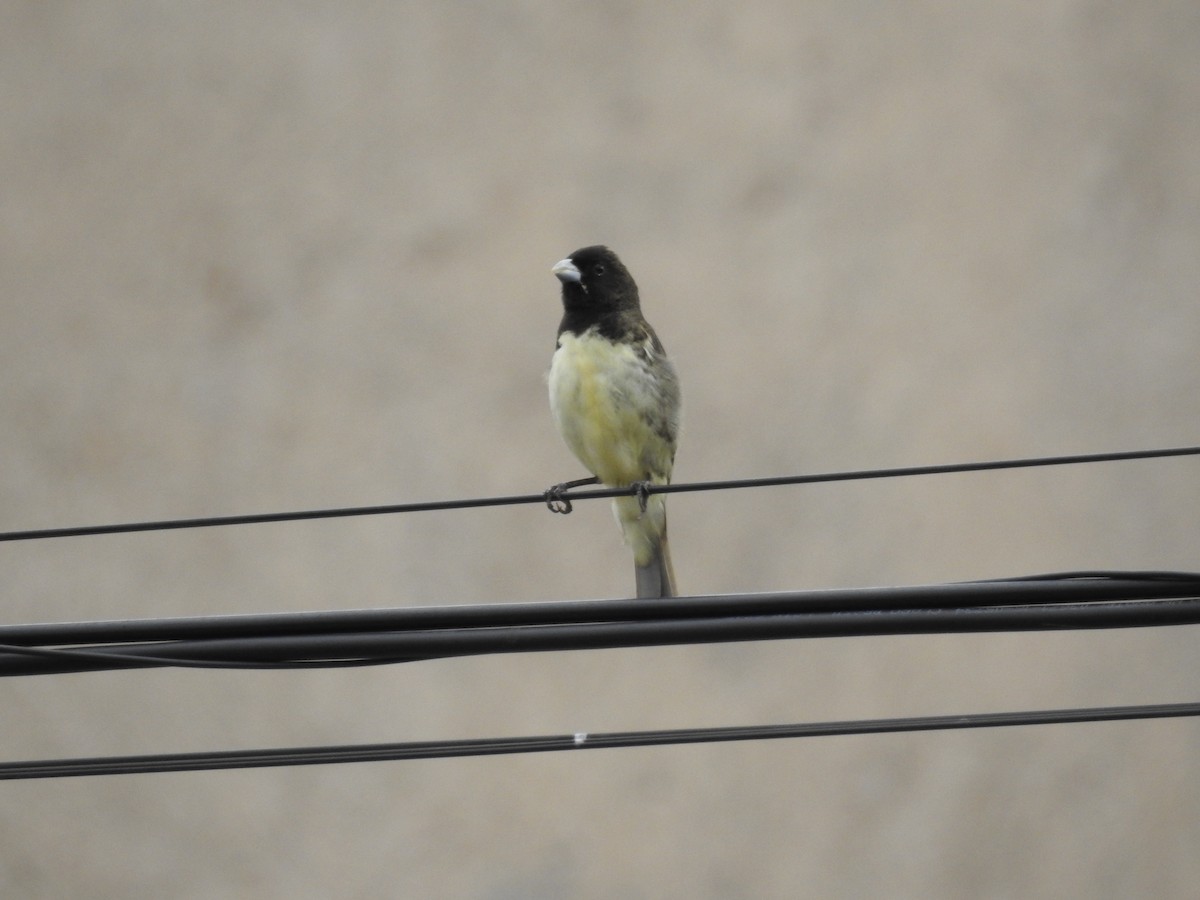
544 475 600 514
631 480 654 513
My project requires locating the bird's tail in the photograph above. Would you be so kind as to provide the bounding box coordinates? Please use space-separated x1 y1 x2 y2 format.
635 529 676 599
615 493 677 599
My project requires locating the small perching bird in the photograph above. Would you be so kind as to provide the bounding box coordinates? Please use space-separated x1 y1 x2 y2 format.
545 245 681 598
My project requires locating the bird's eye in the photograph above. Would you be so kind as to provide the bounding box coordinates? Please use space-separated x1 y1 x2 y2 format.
592 264 606 276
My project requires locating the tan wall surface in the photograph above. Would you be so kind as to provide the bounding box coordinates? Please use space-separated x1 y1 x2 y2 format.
2 3 1199 897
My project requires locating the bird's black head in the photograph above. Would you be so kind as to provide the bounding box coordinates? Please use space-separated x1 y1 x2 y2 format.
552 245 640 315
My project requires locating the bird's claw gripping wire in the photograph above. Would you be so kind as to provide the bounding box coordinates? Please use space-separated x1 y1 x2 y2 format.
631 480 653 513
543 486 573 515
543 476 600 515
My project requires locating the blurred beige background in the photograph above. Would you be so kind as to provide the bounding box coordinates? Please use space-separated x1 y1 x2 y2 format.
2 2 1199 897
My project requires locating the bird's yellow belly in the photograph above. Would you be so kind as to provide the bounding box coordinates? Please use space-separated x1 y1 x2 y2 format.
549 333 654 487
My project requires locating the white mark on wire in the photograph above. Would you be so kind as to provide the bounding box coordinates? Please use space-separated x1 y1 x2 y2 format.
573 732 588 746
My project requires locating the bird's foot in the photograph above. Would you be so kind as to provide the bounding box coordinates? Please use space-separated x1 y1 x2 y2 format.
631 480 653 513
543 476 600 515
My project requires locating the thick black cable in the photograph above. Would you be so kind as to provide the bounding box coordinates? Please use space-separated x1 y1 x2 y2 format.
1 573 1197 676
3 599 1199 675
4 571 1196 647
2 699 1197 780
1 444 1196 542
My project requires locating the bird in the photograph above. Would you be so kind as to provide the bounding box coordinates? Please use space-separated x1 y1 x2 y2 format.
545 245 681 598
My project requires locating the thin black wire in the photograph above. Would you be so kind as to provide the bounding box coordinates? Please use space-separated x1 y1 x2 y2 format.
1 444 1197 542
2 699 1197 780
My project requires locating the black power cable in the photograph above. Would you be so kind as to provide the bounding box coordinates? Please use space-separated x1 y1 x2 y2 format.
2 699 1197 780
1 444 1196 543
1 572 1197 676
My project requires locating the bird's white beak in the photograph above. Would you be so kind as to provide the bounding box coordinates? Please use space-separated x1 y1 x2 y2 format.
552 258 581 283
